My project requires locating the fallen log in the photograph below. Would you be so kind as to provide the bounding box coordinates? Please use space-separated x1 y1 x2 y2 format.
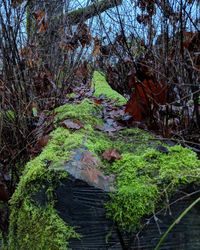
5 72 200 249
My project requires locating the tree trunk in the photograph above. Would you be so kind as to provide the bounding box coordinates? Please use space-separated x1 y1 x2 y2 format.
26 0 122 72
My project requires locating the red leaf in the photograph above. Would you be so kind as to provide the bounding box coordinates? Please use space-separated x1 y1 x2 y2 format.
61 119 84 130
125 72 168 121
102 149 121 162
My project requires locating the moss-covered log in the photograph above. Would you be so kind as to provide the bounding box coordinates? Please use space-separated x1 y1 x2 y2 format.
3 72 200 249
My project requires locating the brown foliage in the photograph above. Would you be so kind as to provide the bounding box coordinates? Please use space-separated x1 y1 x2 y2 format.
33 10 48 33
125 67 168 121
92 37 101 56
102 149 121 162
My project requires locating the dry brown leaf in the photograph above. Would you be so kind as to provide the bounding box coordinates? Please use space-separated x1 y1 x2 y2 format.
102 149 121 162
76 23 92 47
33 10 48 33
59 37 79 51
38 21 48 33
37 135 49 148
34 10 45 23
61 119 84 130
92 37 101 56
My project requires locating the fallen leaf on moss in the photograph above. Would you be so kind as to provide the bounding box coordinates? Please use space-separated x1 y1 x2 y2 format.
61 119 84 130
93 98 103 105
102 149 121 162
95 124 118 133
95 121 123 133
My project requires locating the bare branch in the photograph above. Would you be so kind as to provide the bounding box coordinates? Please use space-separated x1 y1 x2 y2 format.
67 0 123 25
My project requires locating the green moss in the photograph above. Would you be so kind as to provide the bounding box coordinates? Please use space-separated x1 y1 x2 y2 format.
106 145 200 231
6 126 83 249
7 161 77 250
0 110 15 121
8 203 79 250
107 180 158 231
92 71 127 105
7 180 77 250
86 130 113 154
83 127 156 175
8 103 200 241
55 99 103 127
7 101 159 248
66 93 76 99
67 119 200 228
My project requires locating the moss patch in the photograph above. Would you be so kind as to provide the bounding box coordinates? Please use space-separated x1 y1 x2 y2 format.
55 98 103 128
8 203 79 250
7 162 78 250
92 71 127 105
6 127 82 249
106 145 200 231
